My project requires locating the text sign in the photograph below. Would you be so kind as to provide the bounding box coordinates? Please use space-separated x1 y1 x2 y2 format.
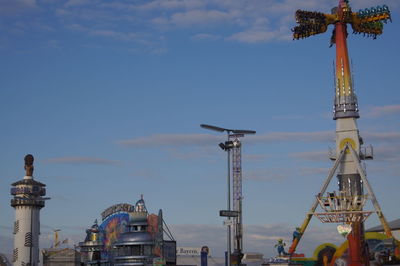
223 220 233 226
177 247 212 257
219 210 239 217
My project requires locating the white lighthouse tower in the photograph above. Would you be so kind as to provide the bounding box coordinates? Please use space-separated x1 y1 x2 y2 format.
10 154 48 266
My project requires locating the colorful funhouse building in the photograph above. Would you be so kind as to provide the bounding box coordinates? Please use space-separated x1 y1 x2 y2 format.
79 196 176 265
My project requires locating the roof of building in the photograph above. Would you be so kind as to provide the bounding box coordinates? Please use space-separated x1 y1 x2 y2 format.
366 218 400 232
11 178 46 187
42 248 80 258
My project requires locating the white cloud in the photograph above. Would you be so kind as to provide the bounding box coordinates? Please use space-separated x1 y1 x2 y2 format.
247 131 333 143
227 27 291 43
290 151 329 161
363 132 400 143
244 168 290 182
244 166 330 181
117 130 400 150
4 0 398 47
191 33 221 41
373 145 400 162
89 29 138 41
243 154 271 163
0 0 37 16
364 105 400 118
136 0 206 11
129 169 161 179
50 194 74 202
227 29 278 43
65 23 87 32
0 234 13 255
65 23 141 42
64 0 94 8
47 39 61 48
118 131 335 148
169 9 234 27
299 167 329 176
43 157 120 165
118 134 222 147
170 223 343 258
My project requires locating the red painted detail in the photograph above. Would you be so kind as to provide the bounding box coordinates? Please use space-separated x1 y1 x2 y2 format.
289 238 299 254
290 253 305 258
347 222 369 266
335 21 352 96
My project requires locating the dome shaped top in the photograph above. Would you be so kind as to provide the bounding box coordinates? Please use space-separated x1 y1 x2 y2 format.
90 219 99 233
114 231 154 246
135 195 147 213
130 211 148 224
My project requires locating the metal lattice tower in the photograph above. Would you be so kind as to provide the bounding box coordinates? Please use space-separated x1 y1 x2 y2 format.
200 124 255 266
231 138 242 213
230 136 243 262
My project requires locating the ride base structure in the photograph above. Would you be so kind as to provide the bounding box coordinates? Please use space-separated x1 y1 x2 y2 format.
287 0 398 265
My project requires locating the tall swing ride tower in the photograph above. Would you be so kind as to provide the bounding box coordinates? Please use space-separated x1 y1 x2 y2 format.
288 0 394 265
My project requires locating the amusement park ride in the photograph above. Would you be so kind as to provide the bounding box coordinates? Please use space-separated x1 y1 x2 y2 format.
288 0 397 266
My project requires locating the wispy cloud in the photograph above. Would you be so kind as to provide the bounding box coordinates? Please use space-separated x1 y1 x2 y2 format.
44 175 74 180
374 145 400 162
364 105 400 118
65 23 140 42
0 225 12 231
169 9 233 27
247 131 333 143
243 154 271 163
118 134 221 147
50 193 74 202
43 157 120 165
226 15 291 43
129 169 161 179
244 166 329 181
117 130 399 150
299 167 329 176
289 142 400 163
0 234 13 254
3 0 399 49
290 151 329 161
0 0 37 16
54 224 87 231
170 223 343 258
165 147 219 160
64 0 94 8
363 132 400 143
118 131 334 148
191 33 221 41
244 168 290 182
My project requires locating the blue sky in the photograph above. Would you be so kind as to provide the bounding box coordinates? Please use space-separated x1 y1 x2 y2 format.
1 0 399 259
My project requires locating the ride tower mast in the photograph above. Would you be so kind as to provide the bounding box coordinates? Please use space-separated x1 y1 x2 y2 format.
288 1 393 265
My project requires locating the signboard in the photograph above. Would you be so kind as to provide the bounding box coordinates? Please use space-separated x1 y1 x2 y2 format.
219 210 239 217
223 219 233 226
101 203 134 221
177 247 212 257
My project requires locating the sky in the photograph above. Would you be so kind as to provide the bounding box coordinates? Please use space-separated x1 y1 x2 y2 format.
1 0 399 259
